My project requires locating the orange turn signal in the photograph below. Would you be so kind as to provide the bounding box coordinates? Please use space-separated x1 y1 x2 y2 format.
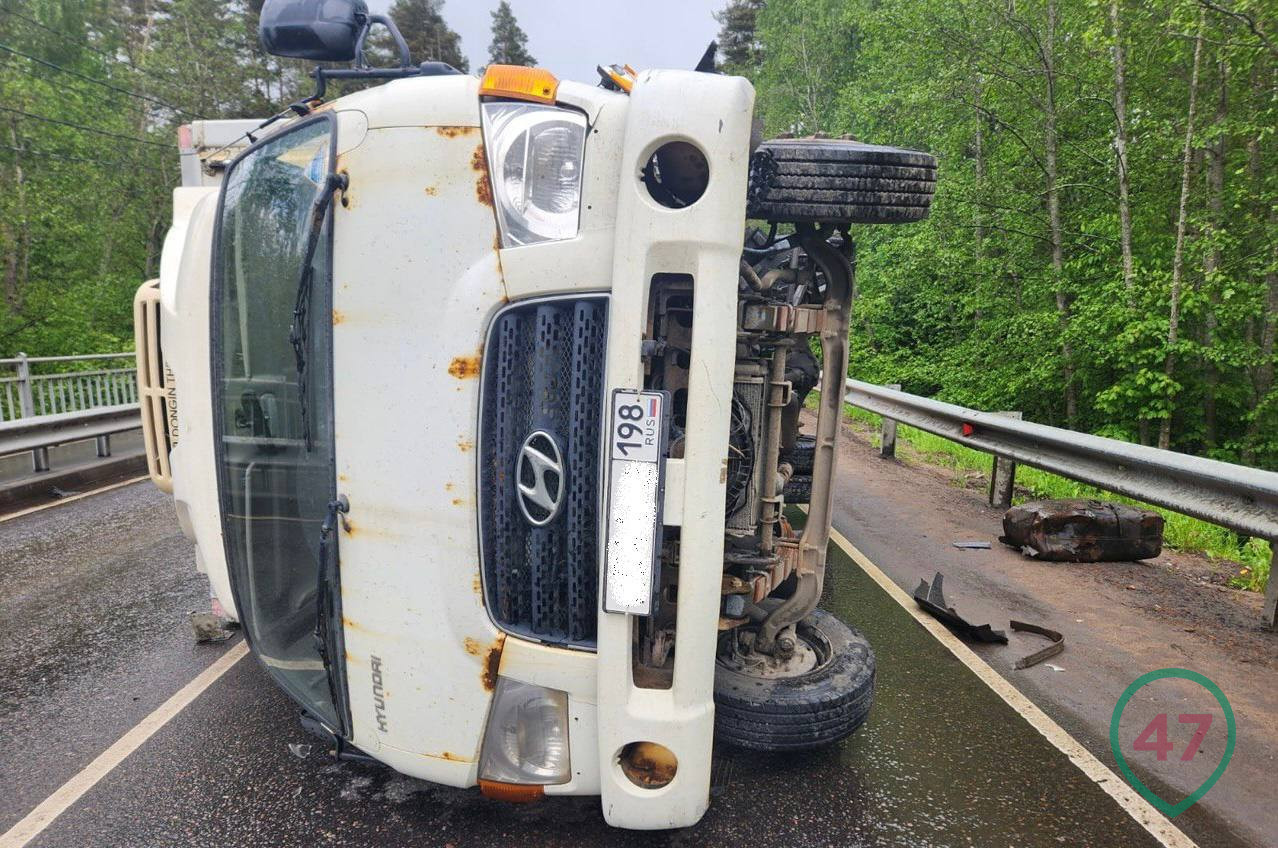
480 65 559 104
478 779 546 803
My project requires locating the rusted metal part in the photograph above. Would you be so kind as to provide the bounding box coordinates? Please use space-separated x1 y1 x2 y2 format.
758 342 791 555
1000 499 1164 562
478 633 505 692
741 303 826 334
1010 620 1065 669
912 572 1008 644
618 741 678 789
756 230 854 654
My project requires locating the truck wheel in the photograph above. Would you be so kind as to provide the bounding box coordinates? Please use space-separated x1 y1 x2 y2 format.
747 138 937 225
782 434 816 475
782 474 811 504
714 603 875 752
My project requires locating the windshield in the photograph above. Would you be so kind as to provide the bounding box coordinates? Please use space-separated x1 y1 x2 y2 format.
212 117 345 731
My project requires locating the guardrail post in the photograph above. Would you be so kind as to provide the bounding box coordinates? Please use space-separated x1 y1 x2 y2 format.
880 384 900 458
15 352 50 472
95 434 111 457
988 411 1022 509
1264 544 1277 631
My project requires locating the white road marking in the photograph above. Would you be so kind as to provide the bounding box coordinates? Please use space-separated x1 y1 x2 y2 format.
0 641 250 848
826 523 1198 848
0 476 149 523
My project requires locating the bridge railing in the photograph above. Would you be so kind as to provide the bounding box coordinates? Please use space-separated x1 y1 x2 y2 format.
845 379 1278 630
0 352 140 472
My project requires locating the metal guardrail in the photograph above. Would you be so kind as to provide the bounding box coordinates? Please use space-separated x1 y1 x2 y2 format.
1 352 139 472
0 405 141 465
0 352 137 423
845 379 1278 629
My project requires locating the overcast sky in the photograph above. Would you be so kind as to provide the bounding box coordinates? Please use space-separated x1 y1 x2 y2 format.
366 0 724 84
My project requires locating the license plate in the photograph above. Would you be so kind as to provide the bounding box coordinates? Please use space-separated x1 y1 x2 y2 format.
603 390 668 616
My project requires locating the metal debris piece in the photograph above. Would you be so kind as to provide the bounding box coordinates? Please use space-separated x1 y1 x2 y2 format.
1045 663 1065 672
189 611 235 643
1000 499 1164 562
288 743 313 759
1010 620 1065 669
952 541 992 550
912 572 1008 644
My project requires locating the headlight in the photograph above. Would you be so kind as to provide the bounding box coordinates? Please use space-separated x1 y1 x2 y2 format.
481 102 587 247
478 678 571 785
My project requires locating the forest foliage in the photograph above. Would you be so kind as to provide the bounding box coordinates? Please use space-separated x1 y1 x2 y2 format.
0 0 475 358
722 0 1277 470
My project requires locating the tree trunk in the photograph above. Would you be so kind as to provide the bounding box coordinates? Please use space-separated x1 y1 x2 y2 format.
3 116 29 313
1044 0 1075 427
1158 12 1205 451
1243 65 1277 463
1110 0 1135 296
1200 55 1227 449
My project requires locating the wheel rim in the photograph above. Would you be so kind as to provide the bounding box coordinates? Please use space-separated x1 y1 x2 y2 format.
717 619 834 680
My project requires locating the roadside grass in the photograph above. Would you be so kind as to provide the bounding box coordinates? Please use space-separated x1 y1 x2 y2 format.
831 402 1271 593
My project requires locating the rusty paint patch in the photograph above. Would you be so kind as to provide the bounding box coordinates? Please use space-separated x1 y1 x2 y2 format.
331 308 345 325
437 750 471 762
445 481 455 492
452 497 466 507
448 355 481 379
481 634 506 692
423 185 438 196
338 473 348 482
472 574 482 595
436 125 477 139
457 439 474 453
343 519 356 537
464 637 484 656
472 144 494 207
342 616 360 631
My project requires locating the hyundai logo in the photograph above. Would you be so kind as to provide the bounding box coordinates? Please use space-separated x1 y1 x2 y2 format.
516 431 566 526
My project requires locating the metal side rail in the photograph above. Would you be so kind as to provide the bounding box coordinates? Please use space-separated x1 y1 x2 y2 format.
0 405 142 470
844 378 1278 629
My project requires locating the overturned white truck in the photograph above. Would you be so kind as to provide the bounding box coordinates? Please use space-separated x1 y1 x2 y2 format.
134 0 935 829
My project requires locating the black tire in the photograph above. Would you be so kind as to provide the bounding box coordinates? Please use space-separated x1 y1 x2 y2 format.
782 474 811 504
748 138 937 225
782 434 816 475
714 605 875 752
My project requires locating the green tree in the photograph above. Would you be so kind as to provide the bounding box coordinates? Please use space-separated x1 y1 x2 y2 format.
714 0 764 75
487 1 535 68
386 0 468 72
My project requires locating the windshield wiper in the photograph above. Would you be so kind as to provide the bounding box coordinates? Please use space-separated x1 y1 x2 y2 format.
289 172 347 451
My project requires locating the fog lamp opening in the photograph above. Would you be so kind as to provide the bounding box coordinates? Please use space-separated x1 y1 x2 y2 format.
618 741 677 789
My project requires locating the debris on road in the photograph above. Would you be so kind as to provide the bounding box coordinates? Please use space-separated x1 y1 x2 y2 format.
189 611 236 643
952 540 992 550
1044 663 1065 672
288 743 313 759
1010 620 1065 670
999 499 1164 562
912 572 1008 644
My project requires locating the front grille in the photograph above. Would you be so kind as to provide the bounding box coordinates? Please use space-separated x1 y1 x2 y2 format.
480 296 608 646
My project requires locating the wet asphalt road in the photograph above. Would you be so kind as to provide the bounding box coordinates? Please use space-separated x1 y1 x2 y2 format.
0 483 1227 847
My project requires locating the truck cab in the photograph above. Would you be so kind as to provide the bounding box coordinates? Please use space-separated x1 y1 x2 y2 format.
134 0 935 830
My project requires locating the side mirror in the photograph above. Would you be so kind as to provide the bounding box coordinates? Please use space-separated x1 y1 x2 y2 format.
260 0 369 62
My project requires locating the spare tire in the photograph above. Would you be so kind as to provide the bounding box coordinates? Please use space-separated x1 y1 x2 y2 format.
748 138 937 225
